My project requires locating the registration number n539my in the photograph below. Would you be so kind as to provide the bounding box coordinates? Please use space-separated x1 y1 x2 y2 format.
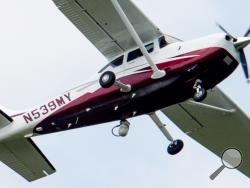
23 92 72 124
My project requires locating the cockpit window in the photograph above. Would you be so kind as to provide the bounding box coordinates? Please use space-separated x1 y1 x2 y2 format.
159 36 168 48
127 43 154 62
110 55 124 67
98 55 123 73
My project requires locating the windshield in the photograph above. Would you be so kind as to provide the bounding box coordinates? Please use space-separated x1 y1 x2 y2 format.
110 55 123 67
98 55 124 73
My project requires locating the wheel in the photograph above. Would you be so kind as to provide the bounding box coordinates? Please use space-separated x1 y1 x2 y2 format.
99 71 116 88
167 140 184 155
193 88 207 102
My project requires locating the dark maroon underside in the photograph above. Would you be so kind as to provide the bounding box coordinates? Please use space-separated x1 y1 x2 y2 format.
34 47 238 135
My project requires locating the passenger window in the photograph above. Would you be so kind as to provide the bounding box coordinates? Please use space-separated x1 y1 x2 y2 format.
159 36 167 48
127 49 143 62
110 55 124 68
145 43 154 53
127 43 154 62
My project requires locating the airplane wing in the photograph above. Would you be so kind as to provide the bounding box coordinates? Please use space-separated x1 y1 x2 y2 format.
0 138 55 182
0 109 13 128
161 87 250 178
52 0 173 61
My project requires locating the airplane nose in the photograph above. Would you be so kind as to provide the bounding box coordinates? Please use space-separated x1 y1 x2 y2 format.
234 37 250 50
233 37 250 82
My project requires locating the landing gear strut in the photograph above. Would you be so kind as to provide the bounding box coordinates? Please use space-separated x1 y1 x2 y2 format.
193 79 207 102
149 112 184 155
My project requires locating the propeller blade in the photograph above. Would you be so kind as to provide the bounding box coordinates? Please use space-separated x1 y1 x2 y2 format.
244 27 250 37
216 22 237 41
239 49 250 82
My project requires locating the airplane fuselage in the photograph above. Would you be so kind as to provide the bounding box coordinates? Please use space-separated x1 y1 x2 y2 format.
4 33 240 139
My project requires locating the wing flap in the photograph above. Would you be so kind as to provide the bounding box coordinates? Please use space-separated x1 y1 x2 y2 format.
162 87 250 178
0 138 55 182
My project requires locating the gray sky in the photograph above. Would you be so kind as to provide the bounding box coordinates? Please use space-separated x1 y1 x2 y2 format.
0 0 249 187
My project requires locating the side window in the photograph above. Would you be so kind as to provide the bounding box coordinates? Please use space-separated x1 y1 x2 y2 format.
159 36 168 48
127 49 143 62
110 55 124 68
127 43 154 62
145 43 154 53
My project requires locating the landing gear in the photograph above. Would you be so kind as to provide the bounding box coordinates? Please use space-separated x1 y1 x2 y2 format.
99 71 116 88
167 140 184 155
99 71 131 92
193 79 207 102
112 113 183 155
112 120 130 137
149 112 184 155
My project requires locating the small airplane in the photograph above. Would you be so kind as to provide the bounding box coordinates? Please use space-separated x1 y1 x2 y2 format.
0 0 250 182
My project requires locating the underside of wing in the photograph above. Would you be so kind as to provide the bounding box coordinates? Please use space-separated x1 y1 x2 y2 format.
0 109 13 129
161 87 250 178
52 0 163 60
0 138 55 182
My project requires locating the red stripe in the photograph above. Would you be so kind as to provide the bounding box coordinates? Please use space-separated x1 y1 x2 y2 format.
11 112 25 118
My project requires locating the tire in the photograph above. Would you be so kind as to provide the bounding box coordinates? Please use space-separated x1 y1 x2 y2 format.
167 140 184 155
193 88 207 102
99 71 116 88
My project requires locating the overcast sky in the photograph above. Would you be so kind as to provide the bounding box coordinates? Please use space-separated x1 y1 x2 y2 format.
0 0 249 187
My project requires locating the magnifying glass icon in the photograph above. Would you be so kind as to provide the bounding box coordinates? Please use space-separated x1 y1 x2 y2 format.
210 148 242 180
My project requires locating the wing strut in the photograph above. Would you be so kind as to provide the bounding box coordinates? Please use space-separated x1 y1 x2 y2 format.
110 0 166 79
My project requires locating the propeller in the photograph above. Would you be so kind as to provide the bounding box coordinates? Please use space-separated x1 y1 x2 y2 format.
216 22 237 42
244 27 250 37
239 48 249 82
216 23 250 83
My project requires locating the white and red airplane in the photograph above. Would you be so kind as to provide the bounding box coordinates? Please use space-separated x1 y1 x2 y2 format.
0 0 250 182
